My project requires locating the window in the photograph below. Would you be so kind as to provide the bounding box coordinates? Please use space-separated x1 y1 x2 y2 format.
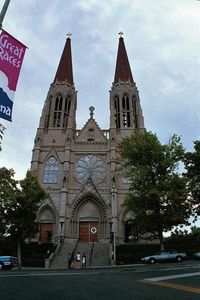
45 96 52 129
53 94 63 127
123 177 132 184
43 156 59 183
132 96 138 128
114 96 120 128
63 96 71 127
122 94 130 127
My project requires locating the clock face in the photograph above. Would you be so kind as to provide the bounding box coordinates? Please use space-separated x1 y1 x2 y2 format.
74 155 106 184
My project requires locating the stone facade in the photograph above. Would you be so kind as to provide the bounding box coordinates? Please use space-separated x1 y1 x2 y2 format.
31 35 144 245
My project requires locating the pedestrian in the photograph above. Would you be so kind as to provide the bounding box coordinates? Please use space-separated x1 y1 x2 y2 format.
71 251 75 269
68 252 72 269
82 253 87 268
75 251 81 269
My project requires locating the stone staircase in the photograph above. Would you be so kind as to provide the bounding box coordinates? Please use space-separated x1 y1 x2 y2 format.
75 242 93 267
50 239 110 268
50 239 77 268
90 241 110 267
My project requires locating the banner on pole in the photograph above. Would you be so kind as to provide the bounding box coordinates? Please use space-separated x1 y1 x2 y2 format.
0 29 27 122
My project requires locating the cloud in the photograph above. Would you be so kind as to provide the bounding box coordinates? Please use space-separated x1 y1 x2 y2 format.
0 0 200 180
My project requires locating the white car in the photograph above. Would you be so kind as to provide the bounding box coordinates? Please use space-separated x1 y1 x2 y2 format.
193 252 200 260
141 251 187 264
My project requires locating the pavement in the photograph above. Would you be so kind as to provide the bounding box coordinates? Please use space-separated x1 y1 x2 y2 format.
1 260 200 300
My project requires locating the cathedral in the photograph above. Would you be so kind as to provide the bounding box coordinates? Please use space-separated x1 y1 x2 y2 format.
31 33 145 261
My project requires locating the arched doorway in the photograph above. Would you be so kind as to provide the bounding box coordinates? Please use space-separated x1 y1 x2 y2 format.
78 201 99 243
37 205 56 242
71 192 107 242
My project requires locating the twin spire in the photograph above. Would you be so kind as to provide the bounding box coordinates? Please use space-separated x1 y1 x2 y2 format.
53 33 74 85
114 33 134 84
53 32 134 85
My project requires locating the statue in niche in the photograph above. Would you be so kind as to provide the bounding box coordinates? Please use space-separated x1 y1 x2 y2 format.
88 128 94 141
63 173 67 189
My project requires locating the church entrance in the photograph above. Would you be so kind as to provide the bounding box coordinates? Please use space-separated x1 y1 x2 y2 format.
79 222 98 243
39 223 53 242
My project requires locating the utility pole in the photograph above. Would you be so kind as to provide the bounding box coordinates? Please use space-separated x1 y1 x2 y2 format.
0 0 11 29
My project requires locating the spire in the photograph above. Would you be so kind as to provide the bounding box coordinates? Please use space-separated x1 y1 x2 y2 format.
53 33 74 85
114 32 134 84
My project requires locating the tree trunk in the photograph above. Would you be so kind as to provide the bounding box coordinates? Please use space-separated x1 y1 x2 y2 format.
158 228 164 251
17 241 22 270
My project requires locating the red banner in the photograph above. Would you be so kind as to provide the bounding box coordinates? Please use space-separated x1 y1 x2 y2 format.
0 29 27 121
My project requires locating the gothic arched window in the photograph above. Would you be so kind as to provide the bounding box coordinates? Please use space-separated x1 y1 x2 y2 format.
63 96 71 127
132 96 138 128
45 96 52 129
53 94 63 127
114 96 120 128
122 94 130 127
43 156 60 183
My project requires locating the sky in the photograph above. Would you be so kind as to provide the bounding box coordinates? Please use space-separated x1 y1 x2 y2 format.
0 0 200 182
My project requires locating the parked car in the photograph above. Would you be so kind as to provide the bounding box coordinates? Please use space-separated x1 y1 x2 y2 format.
193 252 200 260
141 250 187 264
0 256 18 270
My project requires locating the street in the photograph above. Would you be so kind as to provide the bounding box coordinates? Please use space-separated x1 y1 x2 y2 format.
0 261 200 300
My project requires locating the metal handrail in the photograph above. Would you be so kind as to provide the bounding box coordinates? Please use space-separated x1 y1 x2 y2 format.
48 237 64 267
89 241 94 266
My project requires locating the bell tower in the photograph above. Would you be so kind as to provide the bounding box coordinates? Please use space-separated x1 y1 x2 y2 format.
32 33 77 170
31 34 77 243
110 32 144 141
37 33 77 141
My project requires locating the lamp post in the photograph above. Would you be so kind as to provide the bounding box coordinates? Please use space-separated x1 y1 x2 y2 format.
111 176 117 264
0 0 11 29
113 219 116 263
60 221 64 243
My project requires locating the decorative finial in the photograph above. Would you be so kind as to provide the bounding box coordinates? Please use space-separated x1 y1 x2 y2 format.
67 32 72 39
118 31 124 38
89 106 95 118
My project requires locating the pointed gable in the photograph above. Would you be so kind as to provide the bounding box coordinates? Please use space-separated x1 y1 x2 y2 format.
114 35 134 84
53 35 74 85
75 118 107 143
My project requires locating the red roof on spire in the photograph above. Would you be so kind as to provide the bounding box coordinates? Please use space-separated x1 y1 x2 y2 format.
53 37 74 85
114 37 134 84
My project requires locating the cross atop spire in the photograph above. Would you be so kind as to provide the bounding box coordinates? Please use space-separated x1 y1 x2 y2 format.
67 32 72 39
114 33 134 84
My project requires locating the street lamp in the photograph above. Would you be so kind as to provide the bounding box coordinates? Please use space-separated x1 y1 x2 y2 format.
109 219 116 263
111 176 117 264
59 221 64 243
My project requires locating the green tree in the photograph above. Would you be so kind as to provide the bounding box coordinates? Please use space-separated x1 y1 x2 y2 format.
118 130 190 250
0 168 47 269
0 168 17 238
184 140 200 216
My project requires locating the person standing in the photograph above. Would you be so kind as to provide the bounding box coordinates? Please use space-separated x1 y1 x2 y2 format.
70 251 75 269
75 251 81 269
82 253 87 268
68 252 72 269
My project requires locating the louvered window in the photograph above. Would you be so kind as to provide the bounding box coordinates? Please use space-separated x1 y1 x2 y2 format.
53 94 63 127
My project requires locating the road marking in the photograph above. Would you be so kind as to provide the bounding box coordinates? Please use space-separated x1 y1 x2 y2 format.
145 271 200 281
139 271 200 294
0 271 99 278
140 280 200 294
